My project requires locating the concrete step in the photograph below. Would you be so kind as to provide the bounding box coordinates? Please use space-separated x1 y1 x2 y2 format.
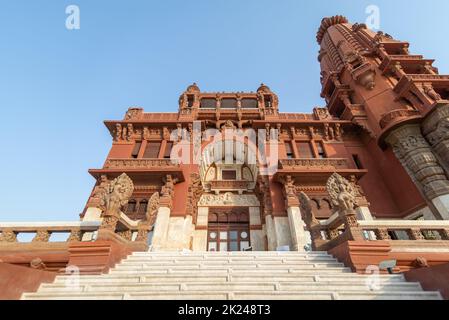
109 267 353 274
114 263 346 270
21 251 441 300
124 257 339 263
130 252 332 258
22 290 442 300
37 281 423 293
53 273 406 285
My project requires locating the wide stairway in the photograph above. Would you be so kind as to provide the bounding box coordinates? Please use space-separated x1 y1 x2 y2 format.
22 251 442 300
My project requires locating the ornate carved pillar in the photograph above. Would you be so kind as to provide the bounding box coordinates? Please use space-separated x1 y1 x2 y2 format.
151 175 178 251
422 103 449 174
264 214 277 251
299 192 321 250
385 124 449 219
279 175 308 251
257 176 276 251
348 175 373 221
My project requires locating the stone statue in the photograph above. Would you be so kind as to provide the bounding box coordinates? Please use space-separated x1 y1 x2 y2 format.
326 173 357 212
100 173 134 216
115 124 122 141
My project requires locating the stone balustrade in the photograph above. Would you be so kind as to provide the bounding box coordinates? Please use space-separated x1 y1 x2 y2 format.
0 221 101 243
104 158 179 169
279 158 349 170
358 220 449 241
312 218 449 251
0 219 151 244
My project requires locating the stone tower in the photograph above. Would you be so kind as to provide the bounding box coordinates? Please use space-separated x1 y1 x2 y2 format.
317 15 449 219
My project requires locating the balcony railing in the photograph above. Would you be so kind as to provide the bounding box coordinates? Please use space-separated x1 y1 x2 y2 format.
104 158 179 169
279 158 349 170
0 221 101 244
312 217 449 251
358 220 449 241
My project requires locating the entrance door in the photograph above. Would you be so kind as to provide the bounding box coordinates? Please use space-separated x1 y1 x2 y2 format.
207 208 250 252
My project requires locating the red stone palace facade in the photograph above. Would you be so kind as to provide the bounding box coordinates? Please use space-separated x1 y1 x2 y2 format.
1 15 449 299
82 15 449 253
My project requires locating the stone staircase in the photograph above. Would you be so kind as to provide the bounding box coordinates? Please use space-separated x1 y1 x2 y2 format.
22 251 442 300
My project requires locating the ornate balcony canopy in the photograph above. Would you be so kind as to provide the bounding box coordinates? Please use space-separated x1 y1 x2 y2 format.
88 158 185 182
274 158 367 183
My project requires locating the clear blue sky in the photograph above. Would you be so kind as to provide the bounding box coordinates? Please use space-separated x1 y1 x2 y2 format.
1 0 448 221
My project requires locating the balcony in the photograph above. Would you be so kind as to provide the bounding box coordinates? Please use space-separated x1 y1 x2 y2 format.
103 158 179 169
89 158 184 182
279 158 349 170
275 158 367 182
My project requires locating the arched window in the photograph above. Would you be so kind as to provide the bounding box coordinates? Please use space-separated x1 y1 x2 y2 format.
208 213 218 223
126 200 137 214
311 199 320 211
228 213 238 223
239 212 249 223
218 214 228 223
138 200 148 214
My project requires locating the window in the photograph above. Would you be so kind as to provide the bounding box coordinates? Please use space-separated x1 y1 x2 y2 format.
126 200 137 214
138 200 148 214
241 98 258 109
131 142 142 159
200 98 216 109
285 142 294 159
187 95 194 107
221 98 237 109
143 142 161 158
352 154 364 169
164 142 173 159
264 95 272 108
222 170 237 180
296 142 314 158
316 141 326 158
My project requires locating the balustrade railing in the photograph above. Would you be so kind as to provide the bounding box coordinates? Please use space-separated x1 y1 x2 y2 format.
104 158 179 169
310 217 449 251
279 158 349 170
0 221 101 244
0 216 152 244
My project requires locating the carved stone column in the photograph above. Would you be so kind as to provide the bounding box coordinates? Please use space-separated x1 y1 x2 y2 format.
422 103 449 175
385 124 449 219
151 175 178 251
257 176 276 251
279 175 308 251
264 215 277 251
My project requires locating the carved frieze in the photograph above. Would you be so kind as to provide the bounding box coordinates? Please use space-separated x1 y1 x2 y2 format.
326 173 358 212
278 175 299 207
198 193 259 207
279 158 348 170
104 159 179 169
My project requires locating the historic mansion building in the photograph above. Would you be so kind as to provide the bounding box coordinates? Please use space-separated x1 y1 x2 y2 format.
1 15 449 300
82 16 449 253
